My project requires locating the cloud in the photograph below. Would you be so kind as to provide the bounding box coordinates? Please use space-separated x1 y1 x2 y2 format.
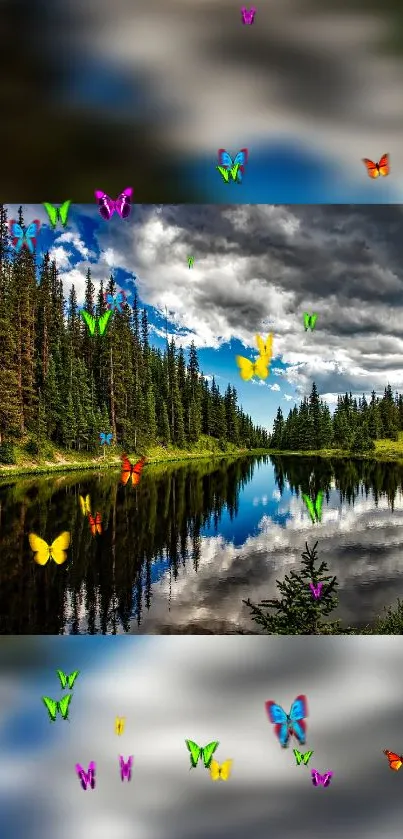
270 383 281 391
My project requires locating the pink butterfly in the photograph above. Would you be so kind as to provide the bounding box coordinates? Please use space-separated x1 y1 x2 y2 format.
309 582 323 600
311 769 333 787
94 188 133 220
241 7 256 24
119 755 133 782
75 761 96 790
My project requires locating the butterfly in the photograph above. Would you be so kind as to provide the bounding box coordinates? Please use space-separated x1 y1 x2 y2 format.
9 220 40 253
311 769 333 787
28 532 71 566
43 200 71 229
94 187 133 220
256 333 273 360
241 6 256 23
209 759 233 781
120 454 146 487
265 695 307 748
88 512 102 537
100 432 113 445
42 694 72 723
383 749 403 771
217 163 241 183
302 491 324 524
79 494 92 516
362 153 389 178
293 749 314 766
115 717 126 735
217 149 248 183
303 313 317 331
119 755 133 782
56 670 80 690
185 740 219 769
75 762 96 790
236 354 270 381
81 309 112 336
103 291 126 312
309 582 323 600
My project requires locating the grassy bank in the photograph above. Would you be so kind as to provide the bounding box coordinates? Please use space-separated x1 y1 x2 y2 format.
0 436 270 478
269 434 403 463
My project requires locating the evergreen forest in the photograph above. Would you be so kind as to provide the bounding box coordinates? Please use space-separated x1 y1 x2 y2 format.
0 206 269 462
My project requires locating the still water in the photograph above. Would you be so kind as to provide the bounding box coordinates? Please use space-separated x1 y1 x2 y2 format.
1 455 403 634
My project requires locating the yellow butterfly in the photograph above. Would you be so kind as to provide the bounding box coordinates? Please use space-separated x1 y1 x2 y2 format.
256 333 273 360
209 758 233 781
28 532 71 566
79 494 92 516
236 354 270 381
115 717 126 735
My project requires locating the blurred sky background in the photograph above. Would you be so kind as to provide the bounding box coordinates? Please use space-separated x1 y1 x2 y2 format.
7 202 403 431
1 636 403 839
2 0 403 201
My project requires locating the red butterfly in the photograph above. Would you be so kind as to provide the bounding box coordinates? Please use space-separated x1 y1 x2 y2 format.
362 153 389 178
88 512 102 537
383 749 403 771
120 454 146 487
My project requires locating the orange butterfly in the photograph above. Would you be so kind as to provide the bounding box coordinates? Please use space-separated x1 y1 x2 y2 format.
120 454 146 487
383 749 403 771
88 512 102 536
362 153 389 178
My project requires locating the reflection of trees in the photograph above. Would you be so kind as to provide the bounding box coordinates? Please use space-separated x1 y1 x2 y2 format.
0 457 258 634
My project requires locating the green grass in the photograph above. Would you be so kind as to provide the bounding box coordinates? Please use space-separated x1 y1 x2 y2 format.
269 433 403 463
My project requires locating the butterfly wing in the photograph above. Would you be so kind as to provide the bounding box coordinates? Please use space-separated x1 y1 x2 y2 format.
43 203 58 229
49 532 70 565
256 333 273 359
94 190 115 220
236 355 255 381
131 456 146 486
56 670 68 689
217 166 230 182
58 693 72 720
218 149 234 168
106 433 113 444
293 749 303 765
79 494 91 515
120 454 133 486
209 759 221 781
42 696 58 722
115 292 125 312
362 158 380 179
98 309 112 335
59 200 71 226
9 220 25 252
24 221 40 253
202 741 219 768
378 153 389 176
289 695 307 722
384 750 403 771
115 717 125 735
185 739 202 768
302 494 316 524
314 490 324 521
115 187 133 219
310 313 318 330
81 309 96 336
29 533 51 565
322 772 333 787
255 354 270 380
302 751 313 765
303 313 310 330
67 670 80 689
265 701 288 725
311 769 320 786
230 163 241 182
94 513 102 535
219 759 233 780
233 148 248 174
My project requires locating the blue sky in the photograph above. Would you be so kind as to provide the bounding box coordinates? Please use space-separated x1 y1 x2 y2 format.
8 203 403 432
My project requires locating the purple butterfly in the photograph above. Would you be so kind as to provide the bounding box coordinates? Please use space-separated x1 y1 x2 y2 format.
103 290 126 312
94 188 133 220
119 755 133 782
309 582 323 600
241 6 256 24
75 761 96 790
311 769 333 787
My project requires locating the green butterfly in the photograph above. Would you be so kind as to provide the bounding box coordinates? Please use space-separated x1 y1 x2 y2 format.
216 163 240 183
303 312 317 331
185 739 219 769
42 694 72 722
56 669 80 689
293 749 314 766
302 491 324 524
43 200 71 229
81 309 112 336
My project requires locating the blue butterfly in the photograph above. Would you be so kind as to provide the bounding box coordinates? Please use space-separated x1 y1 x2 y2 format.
265 695 307 748
9 220 41 253
99 432 113 445
103 291 126 313
217 149 248 182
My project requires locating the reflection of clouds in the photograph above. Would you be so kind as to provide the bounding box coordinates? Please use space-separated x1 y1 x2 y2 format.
252 495 269 506
2 637 403 839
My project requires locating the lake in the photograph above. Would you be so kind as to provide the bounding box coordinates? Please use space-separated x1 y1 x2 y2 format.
1 454 403 634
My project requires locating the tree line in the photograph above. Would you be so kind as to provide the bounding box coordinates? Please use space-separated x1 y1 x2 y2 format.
0 206 269 460
270 382 403 452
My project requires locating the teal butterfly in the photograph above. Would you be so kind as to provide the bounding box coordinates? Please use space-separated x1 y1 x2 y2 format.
42 694 72 722
303 313 317 331
81 309 112 336
43 201 71 229
56 669 80 689
302 491 324 523
185 739 219 769
216 163 240 183
294 749 314 766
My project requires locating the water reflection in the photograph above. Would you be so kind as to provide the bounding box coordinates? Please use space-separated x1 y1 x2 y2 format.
1 454 403 633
